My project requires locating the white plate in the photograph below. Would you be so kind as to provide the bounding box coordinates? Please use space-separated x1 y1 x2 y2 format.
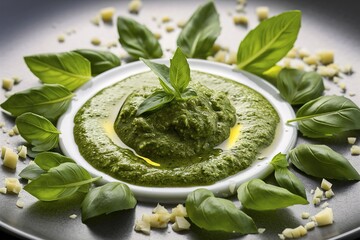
57 59 297 203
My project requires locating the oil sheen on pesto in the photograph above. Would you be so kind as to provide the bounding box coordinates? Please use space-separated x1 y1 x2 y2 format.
74 71 279 187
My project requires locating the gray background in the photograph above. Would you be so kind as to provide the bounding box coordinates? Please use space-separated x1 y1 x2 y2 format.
0 0 359 239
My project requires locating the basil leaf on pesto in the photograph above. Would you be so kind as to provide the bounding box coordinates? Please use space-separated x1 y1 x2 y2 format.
287 96 360 138
24 162 101 201
81 182 137 222
186 188 258 234
34 152 75 171
289 144 360 180
24 52 91 91
237 179 308 211
1 84 73 122
136 91 175 116
177 1 220 59
19 162 45 180
270 153 306 199
15 113 60 152
137 48 195 115
237 11 301 75
277 69 324 105
117 16 163 59
73 49 121 76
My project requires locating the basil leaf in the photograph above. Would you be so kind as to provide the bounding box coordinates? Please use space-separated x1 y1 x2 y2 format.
177 1 220 58
170 48 191 94
289 144 360 180
270 153 306 199
270 152 289 169
34 152 75 171
181 88 197 100
24 162 101 201
237 179 308 211
117 16 163 59
186 188 258 234
136 91 174 116
277 69 324 105
237 11 301 75
81 182 137 222
73 49 121 76
288 96 360 138
19 163 45 180
1 84 73 122
15 113 60 152
24 52 91 91
140 58 174 94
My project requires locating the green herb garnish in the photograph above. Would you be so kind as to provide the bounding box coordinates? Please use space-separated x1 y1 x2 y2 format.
186 188 258 234
237 179 308 211
270 153 307 199
117 16 163 59
137 47 196 116
287 96 360 138
15 112 60 152
73 49 121 76
34 152 75 171
24 52 91 91
277 69 324 105
289 144 360 180
81 182 137 222
1 84 73 122
19 163 45 180
237 10 301 75
177 1 220 59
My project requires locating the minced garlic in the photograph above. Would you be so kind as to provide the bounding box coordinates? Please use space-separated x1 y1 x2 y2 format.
100 7 116 22
256 7 269 21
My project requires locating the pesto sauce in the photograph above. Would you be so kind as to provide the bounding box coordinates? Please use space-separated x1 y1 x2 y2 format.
74 71 279 187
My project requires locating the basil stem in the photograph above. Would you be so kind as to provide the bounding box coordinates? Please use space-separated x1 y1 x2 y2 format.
289 144 360 180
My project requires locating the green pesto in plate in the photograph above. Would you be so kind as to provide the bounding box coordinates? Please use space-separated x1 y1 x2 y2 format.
74 71 279 187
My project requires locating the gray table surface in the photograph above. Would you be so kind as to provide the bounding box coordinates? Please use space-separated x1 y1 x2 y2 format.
0 0 359 239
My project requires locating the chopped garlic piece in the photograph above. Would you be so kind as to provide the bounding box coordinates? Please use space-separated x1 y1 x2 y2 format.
153 203 169 214
5 178 22 194
256 7 269 21
286 48 297 58
310 189 315 194
134 219 150 235
0 187 7 194
170 204 187 222
57 35 65 43
90 16 100 26
214 50 227 63
233 15 248 26
317 50 334 65
304 221 316 231
13 77 21 84
299 48 310 58
69 214 77 219
350 145 360 155
2 78 14 91
320 179 332 191
333 76 340 84
171 216 191 231
0 122 5 128
128 0 142 14
314 187 323 198
91 37 101 46
338 82 346 92
165 26 175 33
278 234 285 240
325 189 335 199
313 197 321 205
258 228 266 234
3 148 18 169
12 126 19 135
8 129 15 137
161 16 171 23
100 7 115 22
341 64 353 75
303 55 319 65
16 199 24 208
226 52 237 65
177 20 187 28
282 225 307 239
148 213 170 228
313 207 333 226
317 66 337 78
153 32 161 40
321 202 329 209
301 212 310 219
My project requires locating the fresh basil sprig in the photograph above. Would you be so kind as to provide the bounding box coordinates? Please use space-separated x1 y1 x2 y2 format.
24 52 91 91
117 16 163 59
24 162 101 201
237 11 301 75
81 182 137 222
1 84 73 122
73 49 121 76
16 113 60 152
237 179 308 211
177 1 220 59
186 188 258 234
270 153 307 199
289 144 360 180
287 96 360 138
34 152 75 171
277 69 324 105
137 47 196 115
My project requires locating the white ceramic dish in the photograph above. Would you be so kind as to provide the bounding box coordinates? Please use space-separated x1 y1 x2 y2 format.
57 59 297 203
